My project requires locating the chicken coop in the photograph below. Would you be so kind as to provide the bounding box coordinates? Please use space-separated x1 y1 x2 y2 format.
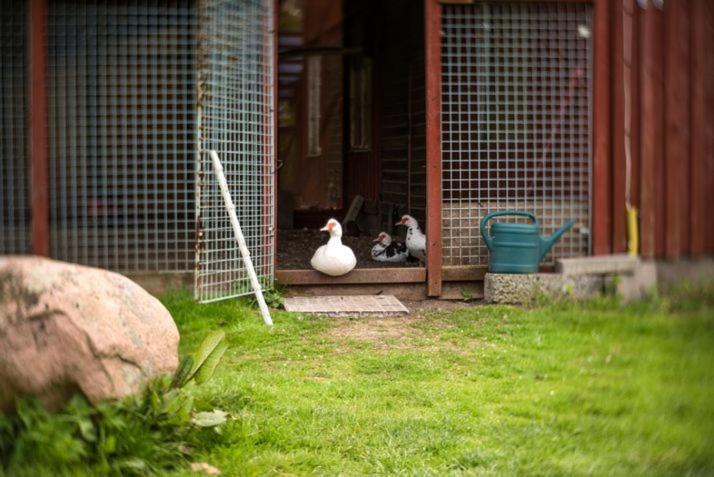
2 0 713 300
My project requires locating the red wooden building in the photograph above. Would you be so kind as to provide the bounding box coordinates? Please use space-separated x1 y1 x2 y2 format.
0 0 712 301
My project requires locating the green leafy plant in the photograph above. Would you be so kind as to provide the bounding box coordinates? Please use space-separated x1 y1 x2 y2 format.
0 331 229 476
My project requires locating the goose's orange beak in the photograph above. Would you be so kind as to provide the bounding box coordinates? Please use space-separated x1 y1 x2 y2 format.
320 222 333 232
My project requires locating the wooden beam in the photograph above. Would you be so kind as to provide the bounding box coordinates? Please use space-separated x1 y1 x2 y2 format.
442 266 487 282
29 0 49 256
592 0 612 255
639 3 665 258
276 268 426 285
689 0 714 255
664 0 691 258
610 0 627 253
424 0 442 297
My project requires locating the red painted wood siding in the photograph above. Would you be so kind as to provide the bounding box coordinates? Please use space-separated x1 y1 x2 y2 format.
601 0 714 258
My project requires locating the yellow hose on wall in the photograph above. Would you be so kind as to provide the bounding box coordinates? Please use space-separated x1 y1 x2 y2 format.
623 1 638 257
627 206 638 256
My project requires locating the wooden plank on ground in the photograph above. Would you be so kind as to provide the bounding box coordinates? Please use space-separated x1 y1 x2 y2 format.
284 295 409 315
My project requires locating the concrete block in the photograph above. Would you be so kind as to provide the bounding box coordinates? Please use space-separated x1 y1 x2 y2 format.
655 258 714 291
484 273 603 304
615 261 658 301
556 254 640 276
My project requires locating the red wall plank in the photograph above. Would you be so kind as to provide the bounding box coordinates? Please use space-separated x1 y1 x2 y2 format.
29 0 49 256
664 0 692 258
592 0 612 255
610 0 627 253
638 3 665 259
424 0 442 296
703 0 714 254
688 0 704 254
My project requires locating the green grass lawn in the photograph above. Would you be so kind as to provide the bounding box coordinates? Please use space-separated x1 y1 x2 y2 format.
161 287 714 477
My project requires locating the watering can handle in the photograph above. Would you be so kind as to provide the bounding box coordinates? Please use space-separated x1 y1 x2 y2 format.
480 211 538 251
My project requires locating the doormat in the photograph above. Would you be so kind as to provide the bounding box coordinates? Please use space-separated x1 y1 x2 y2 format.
284 295 409 315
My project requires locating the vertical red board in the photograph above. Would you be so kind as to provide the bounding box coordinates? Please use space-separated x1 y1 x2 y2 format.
610 0 627 253
29 0 49 256
630 4 641 222
638 4 664 259
592 0 612 255
689 0 714 255
424 0 442 296
664 0 691 258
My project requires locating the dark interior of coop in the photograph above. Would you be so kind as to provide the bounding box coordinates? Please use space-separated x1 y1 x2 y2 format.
276 0 426 272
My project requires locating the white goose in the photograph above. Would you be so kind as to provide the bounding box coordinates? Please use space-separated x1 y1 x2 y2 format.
398 214 426 262
371 232 409 263
310 218 357 276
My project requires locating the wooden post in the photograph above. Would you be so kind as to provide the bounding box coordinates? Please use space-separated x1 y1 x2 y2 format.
664 0 691 259
639 3 665 258
592 0 612 256
689 0 714 255
610 0 627 254
424 0 442 297
29 0 49 256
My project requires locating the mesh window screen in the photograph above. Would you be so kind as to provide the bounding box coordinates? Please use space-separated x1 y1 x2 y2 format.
441 2 592 266
1 1 30 254
47 1 197 272
194 0 275 303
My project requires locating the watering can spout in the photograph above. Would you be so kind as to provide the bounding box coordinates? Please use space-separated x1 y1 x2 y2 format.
539 219 576 261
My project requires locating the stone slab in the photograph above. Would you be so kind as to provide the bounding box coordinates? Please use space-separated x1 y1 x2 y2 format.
484 273 603 304
556 254 640 276
284 295 409 315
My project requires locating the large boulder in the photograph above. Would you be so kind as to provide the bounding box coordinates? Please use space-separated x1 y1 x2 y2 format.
0 256 179 411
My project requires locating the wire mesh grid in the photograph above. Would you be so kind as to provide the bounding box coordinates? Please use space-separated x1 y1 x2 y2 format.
1 1 30 255
441 2 592 266
47 0 197 272
195 0 275 303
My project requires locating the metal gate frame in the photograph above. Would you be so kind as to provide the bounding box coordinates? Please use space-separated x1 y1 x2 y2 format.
194 0 276 303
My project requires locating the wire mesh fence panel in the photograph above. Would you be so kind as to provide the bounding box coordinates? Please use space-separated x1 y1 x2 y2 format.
441 2 592 266
195 0 275 303
47 1 197 272
1 1 30 254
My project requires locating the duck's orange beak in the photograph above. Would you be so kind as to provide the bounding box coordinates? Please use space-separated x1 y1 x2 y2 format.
320 222 333 232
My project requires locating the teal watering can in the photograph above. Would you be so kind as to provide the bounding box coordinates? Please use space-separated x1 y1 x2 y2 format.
480 211 575 273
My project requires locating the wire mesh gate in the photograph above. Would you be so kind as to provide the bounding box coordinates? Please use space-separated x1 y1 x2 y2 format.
441 2 593 266
0 0 275 302
194 0 275 303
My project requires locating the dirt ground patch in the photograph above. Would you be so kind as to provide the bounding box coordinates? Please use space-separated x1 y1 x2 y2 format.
324 300 481 351
326 316 420 349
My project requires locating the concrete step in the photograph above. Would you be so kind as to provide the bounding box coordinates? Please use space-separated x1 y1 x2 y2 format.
556 254 640 276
